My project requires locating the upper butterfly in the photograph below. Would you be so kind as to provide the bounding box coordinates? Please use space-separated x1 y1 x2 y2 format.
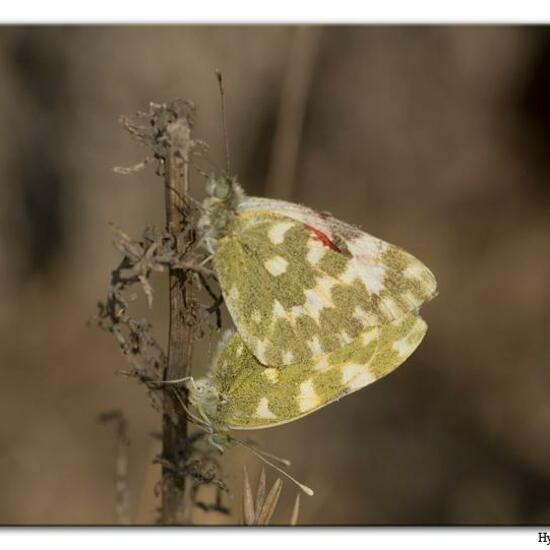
198 175 437 367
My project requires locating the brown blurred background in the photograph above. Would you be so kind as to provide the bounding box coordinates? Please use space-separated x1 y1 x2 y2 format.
0 25 550 525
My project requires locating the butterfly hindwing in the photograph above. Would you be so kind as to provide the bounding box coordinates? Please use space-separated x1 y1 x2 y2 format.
213 197 437 367
209 313 427 430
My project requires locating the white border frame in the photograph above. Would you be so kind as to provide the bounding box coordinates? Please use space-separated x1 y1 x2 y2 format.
2 1 550 24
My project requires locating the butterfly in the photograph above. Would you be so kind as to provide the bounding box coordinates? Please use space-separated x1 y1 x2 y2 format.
198 175 436 367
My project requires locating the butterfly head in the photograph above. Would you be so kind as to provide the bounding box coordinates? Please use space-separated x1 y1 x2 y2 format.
186 377 221 420
184 376 233 452
199 174 245 252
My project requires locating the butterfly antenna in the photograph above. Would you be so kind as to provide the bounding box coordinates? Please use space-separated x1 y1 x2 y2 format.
156 376 193 385
215 69 231 175
233 439 314 496
240 440 292 467
192 151 221 178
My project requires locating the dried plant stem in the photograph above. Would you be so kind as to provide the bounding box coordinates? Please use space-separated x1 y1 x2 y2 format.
96 100 228 523
265 26 322 200
161 116 194 524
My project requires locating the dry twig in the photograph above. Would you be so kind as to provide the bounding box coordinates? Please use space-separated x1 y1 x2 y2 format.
93 100 227 524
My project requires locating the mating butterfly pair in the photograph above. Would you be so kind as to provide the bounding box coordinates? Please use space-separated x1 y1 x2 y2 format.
185 176 437 436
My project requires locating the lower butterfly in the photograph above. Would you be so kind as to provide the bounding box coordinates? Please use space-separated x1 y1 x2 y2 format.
189 312 426 430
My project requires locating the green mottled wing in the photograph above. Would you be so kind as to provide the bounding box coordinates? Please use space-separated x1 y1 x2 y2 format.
209 313 427 430
214 205 436 366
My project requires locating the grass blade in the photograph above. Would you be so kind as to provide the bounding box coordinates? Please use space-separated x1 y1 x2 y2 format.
257 478 283 525
290 493 301 526
242 465 255 525
255 467 267 521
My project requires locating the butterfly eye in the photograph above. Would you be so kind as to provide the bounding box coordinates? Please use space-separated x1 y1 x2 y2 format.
206 177 232 200
214 179 231 199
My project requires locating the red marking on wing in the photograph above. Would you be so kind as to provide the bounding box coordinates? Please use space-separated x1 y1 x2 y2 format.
304 223 342 253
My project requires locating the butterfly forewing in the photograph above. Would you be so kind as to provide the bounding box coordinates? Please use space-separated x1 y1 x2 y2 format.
213 197 436 367
210 313 427 430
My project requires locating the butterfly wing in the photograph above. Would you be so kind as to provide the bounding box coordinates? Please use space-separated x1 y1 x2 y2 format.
213 197 436 366
210 313 427 430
